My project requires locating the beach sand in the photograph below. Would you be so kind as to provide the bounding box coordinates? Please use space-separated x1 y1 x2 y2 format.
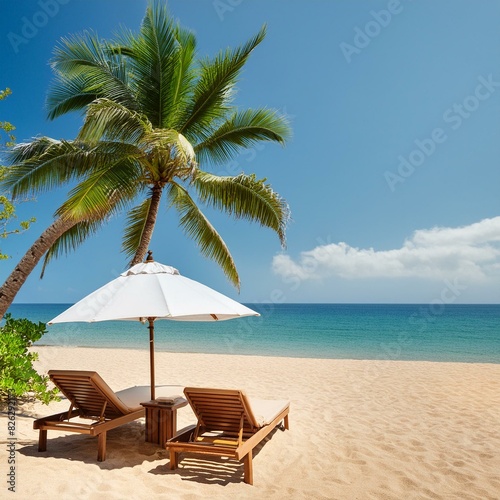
4 346 500 499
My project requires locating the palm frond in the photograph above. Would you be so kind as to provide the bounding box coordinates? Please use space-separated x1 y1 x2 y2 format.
85 140 144 158
194 171 290 246
48 31 136 119
167 182 240 288
6 137 63 164
163 25 197 127
116 2 181 128
78 98 151 143
45 74 99 119
56 157 142 221
122 198 151 261
179 25 267 137
195 108 291 164
51 30 113 75
3 139 96 199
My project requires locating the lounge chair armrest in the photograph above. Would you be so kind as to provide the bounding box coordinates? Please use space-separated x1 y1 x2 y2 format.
33 410 82 429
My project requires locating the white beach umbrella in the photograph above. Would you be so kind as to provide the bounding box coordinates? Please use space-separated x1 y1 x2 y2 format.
49 252 259 399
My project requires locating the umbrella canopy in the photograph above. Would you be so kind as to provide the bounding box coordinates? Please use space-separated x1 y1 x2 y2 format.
49 252 259 399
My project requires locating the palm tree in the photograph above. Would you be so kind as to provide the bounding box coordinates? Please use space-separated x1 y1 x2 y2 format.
0 1 290 317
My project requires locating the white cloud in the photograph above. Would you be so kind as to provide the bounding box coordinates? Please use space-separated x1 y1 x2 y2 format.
272 217 500 282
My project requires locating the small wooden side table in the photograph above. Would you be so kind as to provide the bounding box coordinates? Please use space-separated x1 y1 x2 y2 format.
141 398 188 447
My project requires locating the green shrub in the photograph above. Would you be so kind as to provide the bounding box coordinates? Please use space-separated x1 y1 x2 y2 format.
0 314 60 406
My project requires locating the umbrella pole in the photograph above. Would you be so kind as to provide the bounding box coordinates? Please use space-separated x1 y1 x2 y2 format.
148 318 155 400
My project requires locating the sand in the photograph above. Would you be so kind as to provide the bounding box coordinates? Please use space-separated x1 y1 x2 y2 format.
2 346 499 499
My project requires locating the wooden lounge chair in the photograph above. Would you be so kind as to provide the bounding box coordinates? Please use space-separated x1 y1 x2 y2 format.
167 387 290 485
33 370 147 461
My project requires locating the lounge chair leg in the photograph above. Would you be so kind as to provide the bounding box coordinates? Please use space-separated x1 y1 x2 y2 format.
243 451 253 485
169 450 178 470
38 429 47 452
284 414 289 430
97 432 107 462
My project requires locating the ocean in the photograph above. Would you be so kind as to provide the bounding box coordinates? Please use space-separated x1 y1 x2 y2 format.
6 303 500 363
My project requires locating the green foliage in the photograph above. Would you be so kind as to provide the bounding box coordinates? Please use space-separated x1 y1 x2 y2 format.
0 88 16 147
0 314 60 406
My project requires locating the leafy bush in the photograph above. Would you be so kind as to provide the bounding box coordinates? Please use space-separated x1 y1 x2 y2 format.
0 314 60 406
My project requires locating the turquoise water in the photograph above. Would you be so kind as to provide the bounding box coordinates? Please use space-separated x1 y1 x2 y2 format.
6 303 500 363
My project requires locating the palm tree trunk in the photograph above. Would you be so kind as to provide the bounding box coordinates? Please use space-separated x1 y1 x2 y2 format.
0 217 76 318
131 185 163 266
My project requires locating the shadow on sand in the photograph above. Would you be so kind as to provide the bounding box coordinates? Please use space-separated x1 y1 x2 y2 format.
18 421 163 469
148 427 282 485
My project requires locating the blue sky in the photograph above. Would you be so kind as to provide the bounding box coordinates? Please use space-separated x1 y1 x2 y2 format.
2 0 500 304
